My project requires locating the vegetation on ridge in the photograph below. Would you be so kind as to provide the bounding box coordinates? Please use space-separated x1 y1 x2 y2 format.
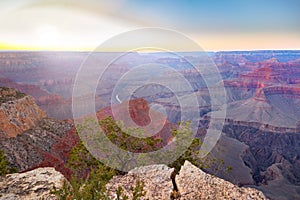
54 117 229 199
0 87 26 104
0 149 17 176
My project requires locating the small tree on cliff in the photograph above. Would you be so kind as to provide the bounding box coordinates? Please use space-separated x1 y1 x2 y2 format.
0 150 17 176
60 116 153 199
56 116 228 199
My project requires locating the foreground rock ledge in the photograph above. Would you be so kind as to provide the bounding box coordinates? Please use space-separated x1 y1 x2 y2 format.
0 162 267 200
107 164 175 199
107 161 267 200
176 161 267 200
0 167 66 200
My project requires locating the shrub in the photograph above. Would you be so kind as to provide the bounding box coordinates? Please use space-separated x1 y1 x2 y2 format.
0 150 17 176
54 117 228 199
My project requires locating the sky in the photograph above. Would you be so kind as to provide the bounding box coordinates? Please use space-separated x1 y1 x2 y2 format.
0 0 299 51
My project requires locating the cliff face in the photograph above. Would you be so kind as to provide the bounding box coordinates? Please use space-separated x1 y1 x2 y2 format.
221 123 300 200
0 87 78 178
223 124 300 183
106 161 267 200
0 78 75 120
0 87 46 138
0 118 78 178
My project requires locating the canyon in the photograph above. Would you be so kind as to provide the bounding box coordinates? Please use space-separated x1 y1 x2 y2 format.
0 50 300 199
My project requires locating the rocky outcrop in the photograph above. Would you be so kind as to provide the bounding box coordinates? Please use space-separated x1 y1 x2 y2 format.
106 161 267 200
0 78 75 120
129 98 151 126
0 118 78 178
0 167 66 200
176 161 267 200
107 165 175 199
97 98 176 145
0 87 46 138
0 87 79 178
0 87 78 178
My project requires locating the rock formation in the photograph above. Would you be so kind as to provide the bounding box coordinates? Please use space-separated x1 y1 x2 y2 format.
0 167 66 200
0 87 46 138
0 161 267 200
129 98 151 126
97 98 176 145
106 161 267 200
0 118 78 178
0 87 78 178
107 164 175 199
0 78 75 120
176 161 267 200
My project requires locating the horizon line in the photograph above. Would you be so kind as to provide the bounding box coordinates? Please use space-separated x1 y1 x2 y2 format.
1 49 300 53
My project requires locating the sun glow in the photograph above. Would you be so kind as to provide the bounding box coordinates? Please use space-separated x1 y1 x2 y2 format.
35 25 60 48
0 1 299 51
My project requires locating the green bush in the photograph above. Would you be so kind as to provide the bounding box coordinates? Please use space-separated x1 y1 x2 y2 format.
54 136 146 200
54 116 150 199
54 117 229 199
0 87 26 104
0 150 17 176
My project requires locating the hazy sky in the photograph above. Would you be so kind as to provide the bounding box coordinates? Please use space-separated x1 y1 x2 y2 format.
0 0 299 51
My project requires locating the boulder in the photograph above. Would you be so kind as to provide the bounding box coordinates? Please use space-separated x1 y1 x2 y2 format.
0 167 66 200
106 164 175 199
175 161 267 200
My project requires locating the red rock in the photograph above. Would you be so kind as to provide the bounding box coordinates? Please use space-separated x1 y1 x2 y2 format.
0 88 46 138
129 98 151 126
97 98 176 146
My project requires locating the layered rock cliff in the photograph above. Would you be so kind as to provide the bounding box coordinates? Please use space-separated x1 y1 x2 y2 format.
0 118 78 176
0 87 46 138
0 78 75 120
0 87 78 178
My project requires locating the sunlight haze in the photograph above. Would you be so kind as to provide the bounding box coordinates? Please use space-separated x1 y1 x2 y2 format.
0 0 299 51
